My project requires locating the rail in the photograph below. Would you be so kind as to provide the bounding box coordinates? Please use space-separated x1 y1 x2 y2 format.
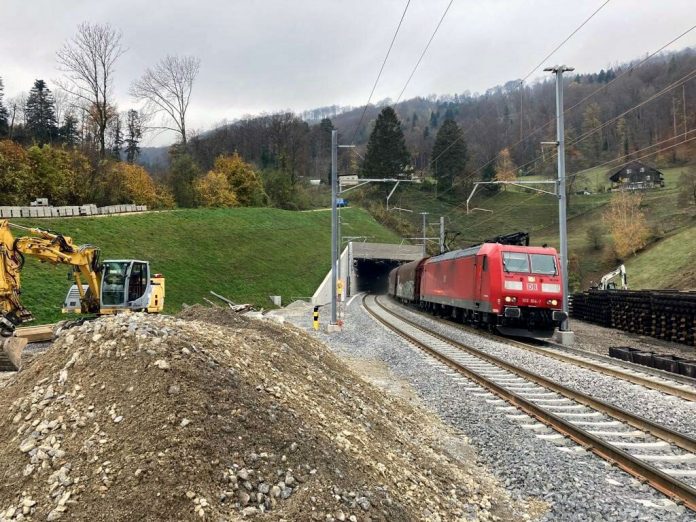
364 294 696 511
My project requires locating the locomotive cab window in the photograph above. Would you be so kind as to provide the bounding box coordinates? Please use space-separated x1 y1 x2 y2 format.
530 254 557 275
502 252 529 273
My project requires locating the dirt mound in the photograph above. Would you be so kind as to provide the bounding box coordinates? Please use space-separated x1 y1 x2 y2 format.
0 309 530 521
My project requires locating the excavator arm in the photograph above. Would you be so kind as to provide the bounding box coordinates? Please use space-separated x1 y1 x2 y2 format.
0 220 102 369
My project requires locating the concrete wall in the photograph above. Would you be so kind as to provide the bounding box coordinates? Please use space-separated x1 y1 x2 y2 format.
0 204 147 219
311 242 423 306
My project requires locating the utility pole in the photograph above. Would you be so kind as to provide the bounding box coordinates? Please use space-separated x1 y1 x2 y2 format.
439 216 445 253
330 130 338 328
420 212 429 257
545 65 574 341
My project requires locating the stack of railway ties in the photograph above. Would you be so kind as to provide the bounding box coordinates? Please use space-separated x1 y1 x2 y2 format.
610 346 696 378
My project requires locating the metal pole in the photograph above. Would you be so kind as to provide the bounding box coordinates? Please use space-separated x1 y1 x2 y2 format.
439 216 445 253
548 65 573 332
330 130 338 325
420 212 428 257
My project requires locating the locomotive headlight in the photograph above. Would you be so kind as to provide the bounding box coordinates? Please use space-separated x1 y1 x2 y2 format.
547 299 558 306
505 296 517 303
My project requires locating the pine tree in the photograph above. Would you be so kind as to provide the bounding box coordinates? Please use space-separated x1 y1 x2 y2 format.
25 79 58 144
125 110 142 163
362 107 409 179
430 118 467 190
60 112 80 146
109 115 124 159
0 77 9 137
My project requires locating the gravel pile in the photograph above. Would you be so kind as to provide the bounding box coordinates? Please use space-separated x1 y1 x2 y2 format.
380 299 696 440
569 319 696 359
283 296 693 521
0 305 530 521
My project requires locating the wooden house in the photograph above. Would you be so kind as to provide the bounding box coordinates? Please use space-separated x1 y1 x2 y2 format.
609 161 664 190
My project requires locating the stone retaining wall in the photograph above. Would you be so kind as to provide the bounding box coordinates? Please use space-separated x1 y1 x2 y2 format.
0 204 147 219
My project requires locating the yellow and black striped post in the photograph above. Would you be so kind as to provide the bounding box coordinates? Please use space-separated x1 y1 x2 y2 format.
313 306 319 331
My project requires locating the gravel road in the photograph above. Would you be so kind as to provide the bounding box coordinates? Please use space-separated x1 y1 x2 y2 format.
281 295 693 522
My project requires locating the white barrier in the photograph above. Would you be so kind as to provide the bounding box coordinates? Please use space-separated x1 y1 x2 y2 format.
0 203 147 219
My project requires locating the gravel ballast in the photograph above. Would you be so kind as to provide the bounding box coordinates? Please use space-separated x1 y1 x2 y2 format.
378 298 696 440
281 295 693 521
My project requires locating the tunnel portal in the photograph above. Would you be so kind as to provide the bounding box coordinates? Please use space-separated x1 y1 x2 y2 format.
353 258 402 294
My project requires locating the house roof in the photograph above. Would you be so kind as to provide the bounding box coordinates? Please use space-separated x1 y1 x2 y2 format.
609 161 663 182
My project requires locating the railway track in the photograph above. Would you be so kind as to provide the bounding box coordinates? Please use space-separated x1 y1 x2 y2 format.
384 297 696 402
364 294 696 511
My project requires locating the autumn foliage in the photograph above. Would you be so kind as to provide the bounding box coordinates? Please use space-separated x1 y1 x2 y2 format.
604 191 650 258
194 170 238 208
195 153 266 207
103 162 174 209
494 148 517 189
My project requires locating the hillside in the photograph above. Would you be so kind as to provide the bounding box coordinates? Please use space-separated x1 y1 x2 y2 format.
383 166 695 290
15 207 400 324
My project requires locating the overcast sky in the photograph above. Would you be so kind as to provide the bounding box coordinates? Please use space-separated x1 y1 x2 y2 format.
2 0 695 146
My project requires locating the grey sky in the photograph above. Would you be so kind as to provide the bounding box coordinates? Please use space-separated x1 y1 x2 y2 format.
2 0 695 145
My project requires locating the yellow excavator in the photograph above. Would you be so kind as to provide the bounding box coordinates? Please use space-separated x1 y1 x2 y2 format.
0 220 165 371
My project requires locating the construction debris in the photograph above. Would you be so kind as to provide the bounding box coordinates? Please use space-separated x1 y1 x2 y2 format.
0 306 532 520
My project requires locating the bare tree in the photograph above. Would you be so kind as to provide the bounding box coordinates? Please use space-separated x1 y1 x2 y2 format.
56 22 125 157
130 55 201 146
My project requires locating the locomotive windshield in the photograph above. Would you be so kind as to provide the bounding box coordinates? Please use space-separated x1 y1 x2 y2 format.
503 252 557 275
502 252 529 273
530 254 557 275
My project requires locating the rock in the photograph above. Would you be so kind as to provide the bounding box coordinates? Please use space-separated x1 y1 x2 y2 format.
271 485 281 498
241 506 258 517
336 512 346 521
258 483 270 494
168 384 181 395
180 418 191 427
239 491 250 506
153 359 170 370
113 416 123 423
19 437 36 453
290 442 298 452
357 497 371 511
237 468 249 481
186 491 196 499
47 509 63 521
285 474 295 486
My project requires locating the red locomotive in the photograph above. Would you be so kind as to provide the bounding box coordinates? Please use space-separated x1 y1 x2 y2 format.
388 233 567 339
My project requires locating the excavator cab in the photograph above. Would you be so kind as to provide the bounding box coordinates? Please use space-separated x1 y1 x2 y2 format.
63 260 165 314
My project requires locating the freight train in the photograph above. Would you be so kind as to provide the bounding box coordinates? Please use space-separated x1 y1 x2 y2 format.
387 233 567 339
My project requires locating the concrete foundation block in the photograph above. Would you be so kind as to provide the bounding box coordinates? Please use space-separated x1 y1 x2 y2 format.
553 329 575 347
327 323 343 333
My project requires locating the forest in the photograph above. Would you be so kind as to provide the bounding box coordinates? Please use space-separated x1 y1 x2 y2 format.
1 22 695 213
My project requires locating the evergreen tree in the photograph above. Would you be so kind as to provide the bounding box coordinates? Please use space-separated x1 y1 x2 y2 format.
60 112 80 146
169 153 200 207
124 110 142 163
25 79 58 144
109 115 124 159
362 106 409 179
0 77 9 137
430 118 467 190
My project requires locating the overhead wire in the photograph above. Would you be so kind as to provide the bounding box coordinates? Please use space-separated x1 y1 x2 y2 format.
395 0 455 104
350 0 412 144
429 0 614 180
432 22 696 201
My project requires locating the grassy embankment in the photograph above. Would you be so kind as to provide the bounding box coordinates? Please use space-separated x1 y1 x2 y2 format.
14 207 401 324
386 167 695 289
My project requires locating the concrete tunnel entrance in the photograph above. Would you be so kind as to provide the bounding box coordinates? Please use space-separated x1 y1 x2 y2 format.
353 258 401 294
311 243 423 306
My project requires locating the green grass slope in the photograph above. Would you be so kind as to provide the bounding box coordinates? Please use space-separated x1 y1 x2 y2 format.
14 207 401 324
385 166 694 290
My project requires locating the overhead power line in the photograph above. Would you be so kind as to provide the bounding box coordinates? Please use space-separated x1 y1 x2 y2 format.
395 0 455 104
351 0 411 144
433 22 696 200
430 0 612 170
519 0 612 84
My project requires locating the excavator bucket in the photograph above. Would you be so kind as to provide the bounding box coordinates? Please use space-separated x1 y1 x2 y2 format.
0 337 27 371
